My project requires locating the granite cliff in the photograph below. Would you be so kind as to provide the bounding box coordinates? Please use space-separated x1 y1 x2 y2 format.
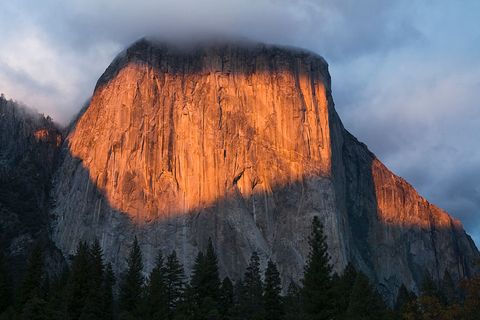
0 95 64 281
49 39 478 300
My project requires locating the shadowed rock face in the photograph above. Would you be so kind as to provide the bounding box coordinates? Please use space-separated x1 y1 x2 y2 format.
51 39 478 301
0 96 61 243
0 95 64 281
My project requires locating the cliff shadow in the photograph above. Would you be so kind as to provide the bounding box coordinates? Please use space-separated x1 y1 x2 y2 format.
338 130 478 301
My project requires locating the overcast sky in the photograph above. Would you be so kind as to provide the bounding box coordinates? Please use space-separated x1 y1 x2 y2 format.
1 0 479 244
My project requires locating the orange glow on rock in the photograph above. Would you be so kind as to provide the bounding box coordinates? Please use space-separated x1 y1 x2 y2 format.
67 62 332 222
34 128 62 146
372 158 462 230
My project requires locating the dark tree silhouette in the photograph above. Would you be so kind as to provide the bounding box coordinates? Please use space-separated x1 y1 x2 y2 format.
219 277 234 319
0 252 11 313
344 272 389 320
263 259 283 320
164 250 185 319
119 237 144 318
301 216 335 320
187 239 222 319
144 252 168 320
284 280 302 320
334 262 357 314
240 251 264 320
18 244 44 306
65 241 91 319
102 263 116 320
80 239 106 320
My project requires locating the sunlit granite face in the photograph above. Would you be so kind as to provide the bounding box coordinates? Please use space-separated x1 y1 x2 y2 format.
67 45 332 221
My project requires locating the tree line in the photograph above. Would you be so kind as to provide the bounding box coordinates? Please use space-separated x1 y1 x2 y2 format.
1 216 480 319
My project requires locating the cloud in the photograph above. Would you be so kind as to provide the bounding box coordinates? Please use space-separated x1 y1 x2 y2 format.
332 1 480 243
1 0 479 242
0 3 120 122
0 0 419 121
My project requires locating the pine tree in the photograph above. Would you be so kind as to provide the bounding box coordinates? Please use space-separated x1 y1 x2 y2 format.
204 239 221 301
240 251 264 320
0 252 10 313
90 240 105 287
284 281 302 320
219 277 234 319
263 260 283 320
188 239 222 319
46 268 70 320
102 263 116 320
65 241 91 320
164 250 185 319
119 237 144 318
334 262 357 315
301 216 335 320
80 240 106 320
230 279 245 319
188 251 206 318
20 296 52 320
144 251 168 320
18 244 44 306
344 272 389 320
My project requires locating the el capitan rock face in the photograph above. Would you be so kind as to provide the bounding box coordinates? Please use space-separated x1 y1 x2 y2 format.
50 39 478 300
65 40 332 221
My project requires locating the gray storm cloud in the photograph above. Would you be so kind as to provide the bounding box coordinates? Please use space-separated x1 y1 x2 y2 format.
1 0 479 243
